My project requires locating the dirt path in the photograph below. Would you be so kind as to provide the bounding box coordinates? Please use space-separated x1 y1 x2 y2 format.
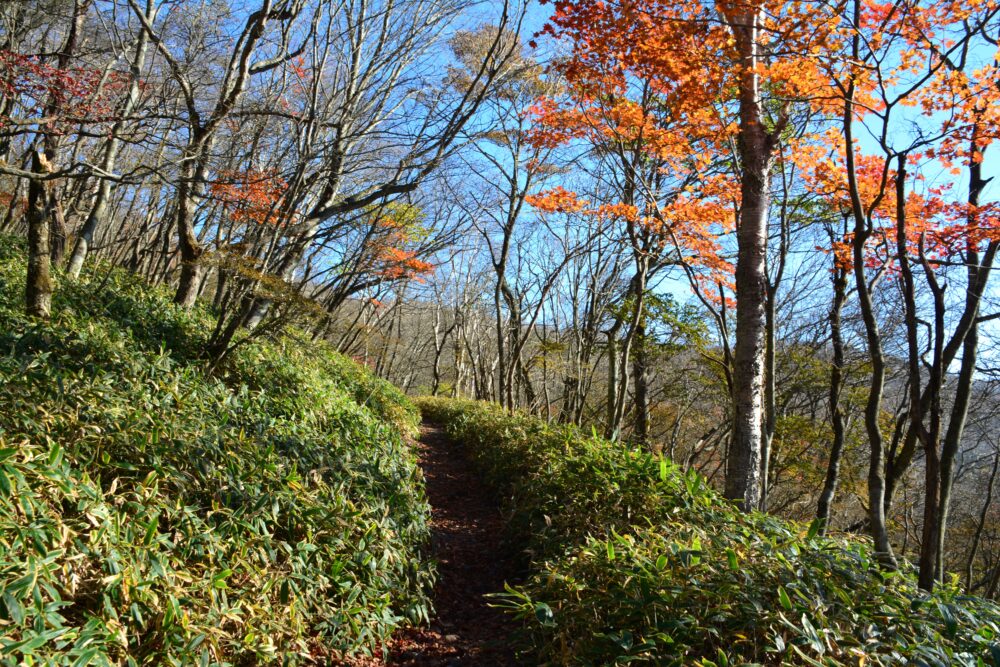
382 422 522 666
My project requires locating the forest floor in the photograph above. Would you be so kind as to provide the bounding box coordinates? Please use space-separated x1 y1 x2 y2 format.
351 423 523 666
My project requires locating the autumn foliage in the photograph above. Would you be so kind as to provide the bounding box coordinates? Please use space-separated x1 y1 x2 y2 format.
523 0 848 305
0 49 129 131
528 0 1000 290
210 169 291 228
369 206 435 282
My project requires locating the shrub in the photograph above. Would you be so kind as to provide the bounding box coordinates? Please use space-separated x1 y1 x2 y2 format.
416 396 1000 666
0 240 432 665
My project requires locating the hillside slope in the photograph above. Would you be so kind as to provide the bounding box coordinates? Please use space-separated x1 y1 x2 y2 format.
0 238 432 665
419 397 1000 666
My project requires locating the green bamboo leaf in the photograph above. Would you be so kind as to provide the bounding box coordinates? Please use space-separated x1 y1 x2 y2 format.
2 592 24 624
778 586 792 611
212 569 233 589
534 602 555 627
938 603 958 638
143 514 159 546
72 648 100 667
800 614 824 653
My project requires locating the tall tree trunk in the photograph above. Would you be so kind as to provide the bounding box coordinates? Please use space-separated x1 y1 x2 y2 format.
723 4 775 512
67 181 108 279
24 0 89 316
929 284 976 586
893 152 942 591
854 229 895 566
44 0 89 269
25 153 53 318
843 0 896 568
931 124 992 586
817 257 848 533
918 443 943 590
605 327 620 438
494 283 509 408
611 276 645 437
633 321 650 448
174 163 204 308
761 278 777 510
604 269 645 440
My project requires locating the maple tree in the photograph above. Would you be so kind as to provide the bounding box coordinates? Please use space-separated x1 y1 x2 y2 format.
524 10 740 439
211 169 291 229
530 0 1000 587
529 0 845 508
527 172 733 441
790 0 1000 581
369 207 436 282
0 50 128 133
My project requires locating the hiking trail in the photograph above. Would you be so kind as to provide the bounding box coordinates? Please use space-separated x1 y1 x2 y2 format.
356 423 522 666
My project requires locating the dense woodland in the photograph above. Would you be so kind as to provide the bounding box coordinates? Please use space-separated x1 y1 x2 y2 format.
2 0 1000 663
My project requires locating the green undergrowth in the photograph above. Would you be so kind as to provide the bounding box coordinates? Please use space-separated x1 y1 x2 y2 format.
417 396 1000 666
0 236 432 665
